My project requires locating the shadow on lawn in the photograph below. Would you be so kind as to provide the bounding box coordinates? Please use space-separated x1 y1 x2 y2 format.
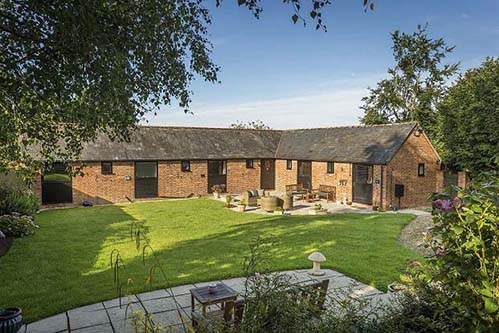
87 212 414 298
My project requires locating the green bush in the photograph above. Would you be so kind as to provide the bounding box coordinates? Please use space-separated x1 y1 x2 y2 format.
397 181 499 332
0 214 39 237
0 187 40 215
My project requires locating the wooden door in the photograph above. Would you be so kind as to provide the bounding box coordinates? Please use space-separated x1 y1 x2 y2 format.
352 164 373 204
260 159 275 190
297 161 312 190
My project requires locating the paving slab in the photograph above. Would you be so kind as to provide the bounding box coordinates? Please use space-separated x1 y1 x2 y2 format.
25 313 68 333
67 308 109 330
136 289 170 302
142 296 178 314
28 268 390 333
73 323 114 333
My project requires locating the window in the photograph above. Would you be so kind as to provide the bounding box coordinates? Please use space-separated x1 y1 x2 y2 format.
181 160 191 172
101 162 113 175
219 160 227 175
135 162 157 178
327 162 334 174
418 163 425 177
286 160 293 170
246 159 254 168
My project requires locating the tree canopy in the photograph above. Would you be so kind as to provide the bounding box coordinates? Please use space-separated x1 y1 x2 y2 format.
360 25 459 147
0 0 374 179
230 120 271 130
439 57 499 176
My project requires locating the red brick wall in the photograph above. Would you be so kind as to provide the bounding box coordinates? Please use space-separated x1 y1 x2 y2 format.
275 159 298 193
384 130 440 209
72 161 135 205
311 162 353 202
226 159 261 194
158 160 208 197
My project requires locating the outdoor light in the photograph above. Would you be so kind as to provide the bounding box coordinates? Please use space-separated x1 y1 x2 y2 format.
308 252 326 276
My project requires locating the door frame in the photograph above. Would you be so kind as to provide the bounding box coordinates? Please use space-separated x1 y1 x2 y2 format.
207 160 227 193
260 159 276 190
297 160 312 190
41 162 73 204
352 164 373 205
134 161 159 199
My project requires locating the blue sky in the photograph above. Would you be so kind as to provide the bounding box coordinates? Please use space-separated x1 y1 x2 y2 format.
145 0 499 129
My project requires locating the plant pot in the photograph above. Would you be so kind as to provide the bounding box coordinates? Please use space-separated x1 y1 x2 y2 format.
0 308 23 333
238 205 246 212
225 203 232 208
346 201 353 206
372 206 379 211
0 237 14 257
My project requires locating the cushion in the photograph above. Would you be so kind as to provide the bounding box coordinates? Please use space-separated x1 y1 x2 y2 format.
247 190 253 198
250 189 258 197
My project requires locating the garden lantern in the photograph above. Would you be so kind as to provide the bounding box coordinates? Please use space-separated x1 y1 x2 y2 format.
308 252 326 276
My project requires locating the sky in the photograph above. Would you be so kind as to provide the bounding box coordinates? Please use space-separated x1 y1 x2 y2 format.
144 0 499 129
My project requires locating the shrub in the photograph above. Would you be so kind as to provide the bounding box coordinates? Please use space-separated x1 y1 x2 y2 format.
0 187 40 215
397 180 499 331
0 214 39 237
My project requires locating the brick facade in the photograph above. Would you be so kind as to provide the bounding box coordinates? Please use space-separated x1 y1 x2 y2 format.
226 159 261 194
383 130 441 209
275 159 298 193
158 160 208 198
72 161 135 205
311 162 353 202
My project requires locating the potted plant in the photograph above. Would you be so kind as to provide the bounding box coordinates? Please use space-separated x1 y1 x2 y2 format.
310 203 328 215
346 199 353 205
238 199 247 212
211 184 225 199
225 195 233 208
0 307 23 333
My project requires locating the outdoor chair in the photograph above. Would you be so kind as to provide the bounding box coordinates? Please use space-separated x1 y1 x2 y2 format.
241 189 263 207
312 185 336 203
191 279 329 332
286 184 308 199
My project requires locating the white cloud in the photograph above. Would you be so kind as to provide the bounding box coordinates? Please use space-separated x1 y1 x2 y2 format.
144 74 384 129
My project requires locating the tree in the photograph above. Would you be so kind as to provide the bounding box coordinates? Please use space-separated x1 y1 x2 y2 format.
360 25 459 146
439 57 499 176
0 1 375 179
230 120 271 130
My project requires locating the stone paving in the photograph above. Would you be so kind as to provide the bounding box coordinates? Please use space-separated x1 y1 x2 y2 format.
23 269 395 333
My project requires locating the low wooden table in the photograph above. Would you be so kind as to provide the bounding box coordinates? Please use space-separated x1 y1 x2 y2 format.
190 282 238 317
304 192 318 203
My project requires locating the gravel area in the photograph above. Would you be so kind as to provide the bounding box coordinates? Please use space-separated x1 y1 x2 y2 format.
399 214 434 256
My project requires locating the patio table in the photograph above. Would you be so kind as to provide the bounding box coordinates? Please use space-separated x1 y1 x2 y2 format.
190 282 238 317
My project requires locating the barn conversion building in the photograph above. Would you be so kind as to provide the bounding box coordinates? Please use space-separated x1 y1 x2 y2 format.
35 122 446 209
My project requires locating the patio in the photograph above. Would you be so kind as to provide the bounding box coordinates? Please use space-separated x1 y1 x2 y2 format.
23 268 396 333
219 194 375 215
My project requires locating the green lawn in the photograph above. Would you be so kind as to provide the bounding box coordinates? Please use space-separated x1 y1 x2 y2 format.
0 198 418 322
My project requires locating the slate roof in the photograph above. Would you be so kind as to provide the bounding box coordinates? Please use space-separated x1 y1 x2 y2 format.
79 122 417 164
80 126 283 161
275 122 417 164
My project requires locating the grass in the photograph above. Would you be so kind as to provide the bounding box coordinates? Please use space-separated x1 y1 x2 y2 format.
0 198 418 322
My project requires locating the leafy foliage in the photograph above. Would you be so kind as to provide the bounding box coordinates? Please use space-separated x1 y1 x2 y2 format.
0 214 39 237
0 0 374 179
439 57 499 176
360 25 459 145
402 181 499 331
230 120 271 130
0 186 40 215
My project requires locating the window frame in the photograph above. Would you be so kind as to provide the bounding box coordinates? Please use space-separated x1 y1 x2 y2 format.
219 160 227 176
101 161 113 175
181 160 191 172
418 163 425 177
286 160 293 170
246 159 254 169
327 161 334 174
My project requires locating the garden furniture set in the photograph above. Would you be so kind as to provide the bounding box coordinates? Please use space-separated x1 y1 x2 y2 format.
190 279 330 332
